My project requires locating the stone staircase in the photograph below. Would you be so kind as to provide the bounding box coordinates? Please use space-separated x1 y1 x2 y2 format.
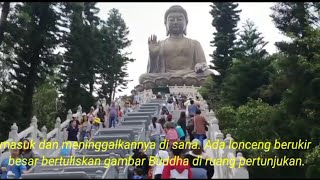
0 85 249 179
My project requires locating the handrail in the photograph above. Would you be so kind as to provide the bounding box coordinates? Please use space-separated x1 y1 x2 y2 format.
0 105 81 161
205 108 249 179
47 128 58 140
18 126 34 139
0 87 251 179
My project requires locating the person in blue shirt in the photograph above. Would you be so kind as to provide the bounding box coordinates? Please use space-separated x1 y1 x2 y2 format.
188 100 199 117
1 148 28 179
20 139 37 171
131 168 144 179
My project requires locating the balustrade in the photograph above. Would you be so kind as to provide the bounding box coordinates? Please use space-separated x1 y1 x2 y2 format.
0 86 249 179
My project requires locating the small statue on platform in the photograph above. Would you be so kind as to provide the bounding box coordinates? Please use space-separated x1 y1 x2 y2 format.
137 5 213 91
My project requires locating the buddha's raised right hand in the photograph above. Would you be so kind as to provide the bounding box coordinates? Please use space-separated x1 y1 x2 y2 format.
148 34 160 56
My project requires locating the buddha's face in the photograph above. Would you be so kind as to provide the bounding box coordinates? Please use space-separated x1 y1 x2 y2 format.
166 12 186 35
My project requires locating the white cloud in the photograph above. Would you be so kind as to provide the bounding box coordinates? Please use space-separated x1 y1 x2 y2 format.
96 2 285 97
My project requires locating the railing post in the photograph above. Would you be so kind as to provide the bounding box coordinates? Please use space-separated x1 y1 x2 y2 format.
41 126 47 155
118 166 125 179
207 111 215 120
102 98 106 108
223 134 235 178
203 101 209 112
30 116 38 142
107 153 116 178
41 126 47 141
224 134 236 155
9 123 19 142
119 153 130 178
67 109 72 120
95 170 103 179
215 131 224 179
105 104 109 112
77 105 82 119
215 130 224 149
55 117 62 144
96 100 101 110
211 117 219 134
30 116 38 127
233 152 249 178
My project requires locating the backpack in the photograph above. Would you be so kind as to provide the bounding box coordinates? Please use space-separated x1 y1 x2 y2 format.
109 107 117 118
170 169 189 179
166 129 178 141
118 110 122 118
176 126 185 138
188 104 198 116
132 175 143 179
60 144 71 156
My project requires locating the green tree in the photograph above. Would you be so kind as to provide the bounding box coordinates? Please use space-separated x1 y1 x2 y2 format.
202 3 320 178
258 53 290 105
97 8 134 104
2 2 61 128
234 19 268 59
82 2 100 95
0 94 22 141
59 3 99 113
0 2 10 46
209 2 241 78
0 55 9 96
216 99 284 178
199 75 218 110
271 2 320 139
221 20 271 107
271 3 320 178
202 3 241 110
305 145 320 178
32 78 59 130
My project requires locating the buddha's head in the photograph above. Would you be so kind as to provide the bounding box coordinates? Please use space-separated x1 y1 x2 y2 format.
164 5 188 36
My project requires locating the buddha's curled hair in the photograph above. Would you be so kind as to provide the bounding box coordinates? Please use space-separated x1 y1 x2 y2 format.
164 5 188 35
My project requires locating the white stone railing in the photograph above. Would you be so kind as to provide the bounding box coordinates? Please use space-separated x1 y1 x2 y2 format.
138 85 203 103
0 96 139 156
0 105 83 161
169 85 200 96
138 86 249 179
0 88 250 179
205 110 249 179
0 118 42 163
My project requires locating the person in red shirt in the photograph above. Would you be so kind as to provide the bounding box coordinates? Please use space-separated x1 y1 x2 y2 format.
161 146 192 179
118 106 123 123
193 109 209 149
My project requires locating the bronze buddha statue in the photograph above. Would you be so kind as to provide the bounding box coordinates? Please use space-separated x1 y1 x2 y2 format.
137 5 213 91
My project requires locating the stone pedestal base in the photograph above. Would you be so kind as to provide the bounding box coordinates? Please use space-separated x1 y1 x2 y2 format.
135 76 208 92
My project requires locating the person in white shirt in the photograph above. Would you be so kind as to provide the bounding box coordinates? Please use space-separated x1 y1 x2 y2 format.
148 117 164 156
133 93 141 105
153 143 169 179
166 94 175 113
87 106 95 124
194 96 201 108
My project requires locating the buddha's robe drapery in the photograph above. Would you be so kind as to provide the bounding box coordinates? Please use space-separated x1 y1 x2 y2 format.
139 37 212 84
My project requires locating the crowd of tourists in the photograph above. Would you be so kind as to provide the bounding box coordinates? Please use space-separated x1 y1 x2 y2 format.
0 92 213 179
128 93 213 179
62 99 142 155
0 139 35 179
0 99 137 179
